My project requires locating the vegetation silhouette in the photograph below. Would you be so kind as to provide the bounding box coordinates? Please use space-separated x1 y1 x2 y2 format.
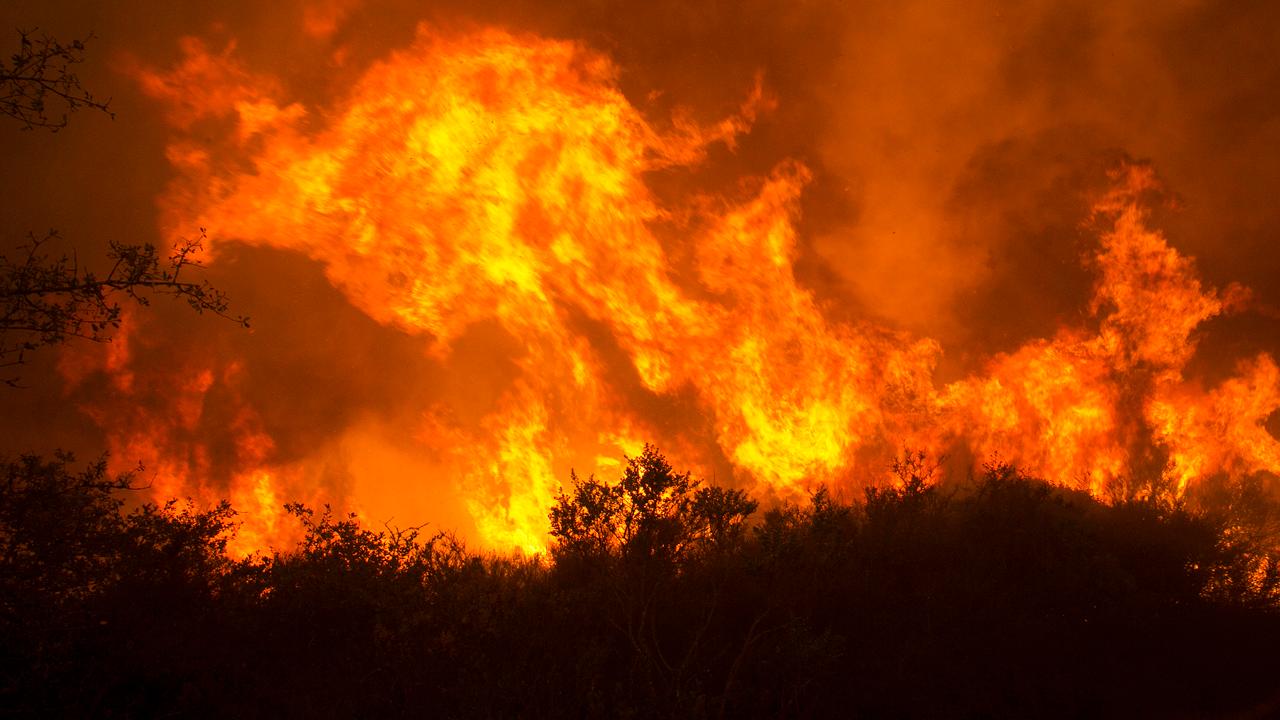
3 447 1280 718
0 29 113 131
0 30 247 383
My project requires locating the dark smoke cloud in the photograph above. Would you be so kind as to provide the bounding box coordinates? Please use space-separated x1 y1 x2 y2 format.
809 0 1280 364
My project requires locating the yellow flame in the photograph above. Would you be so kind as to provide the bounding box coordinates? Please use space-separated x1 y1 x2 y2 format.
60 25 1280 553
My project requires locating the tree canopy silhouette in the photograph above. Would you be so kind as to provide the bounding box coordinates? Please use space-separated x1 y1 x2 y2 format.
549 444 757 566
4 447 1280 717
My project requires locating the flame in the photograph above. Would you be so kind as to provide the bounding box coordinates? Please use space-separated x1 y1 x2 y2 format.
61 24 1280 553
60 311 315 555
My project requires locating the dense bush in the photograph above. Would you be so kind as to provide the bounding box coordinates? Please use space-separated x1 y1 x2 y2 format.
2 448 1279 718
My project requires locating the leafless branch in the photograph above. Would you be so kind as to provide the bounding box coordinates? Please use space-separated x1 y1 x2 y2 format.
1 28 114 131
0 229 250 384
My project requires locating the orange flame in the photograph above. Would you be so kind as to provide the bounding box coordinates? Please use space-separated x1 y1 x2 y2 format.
63 25 1280 553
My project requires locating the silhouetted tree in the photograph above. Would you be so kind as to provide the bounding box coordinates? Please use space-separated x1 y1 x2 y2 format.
5 446 1280 717
0 229 248 377
547 446 758 712
1 29 112 131
0 31 246 382
549 444 756 567
0 453 237 714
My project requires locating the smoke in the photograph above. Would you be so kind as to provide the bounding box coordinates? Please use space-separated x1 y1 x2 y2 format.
2 0 1278 548
812 0 1280 358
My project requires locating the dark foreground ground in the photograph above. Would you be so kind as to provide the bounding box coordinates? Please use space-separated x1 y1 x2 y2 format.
4 448 1280 718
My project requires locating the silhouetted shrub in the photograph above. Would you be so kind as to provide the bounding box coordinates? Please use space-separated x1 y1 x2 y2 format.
3 448 1280 718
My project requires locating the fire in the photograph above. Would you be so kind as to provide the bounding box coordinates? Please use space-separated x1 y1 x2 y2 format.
939 165 1276 497
59 310 315 555
60 24 1280 553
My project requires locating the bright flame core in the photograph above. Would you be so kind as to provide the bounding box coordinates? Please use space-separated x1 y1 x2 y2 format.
61 25 1280 553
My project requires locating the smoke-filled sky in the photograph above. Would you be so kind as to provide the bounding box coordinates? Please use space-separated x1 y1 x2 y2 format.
3 0 1279 549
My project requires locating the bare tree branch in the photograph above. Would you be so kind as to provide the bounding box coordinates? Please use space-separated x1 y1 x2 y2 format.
1 28 114 131
0 30 245 385
0 229 250 384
